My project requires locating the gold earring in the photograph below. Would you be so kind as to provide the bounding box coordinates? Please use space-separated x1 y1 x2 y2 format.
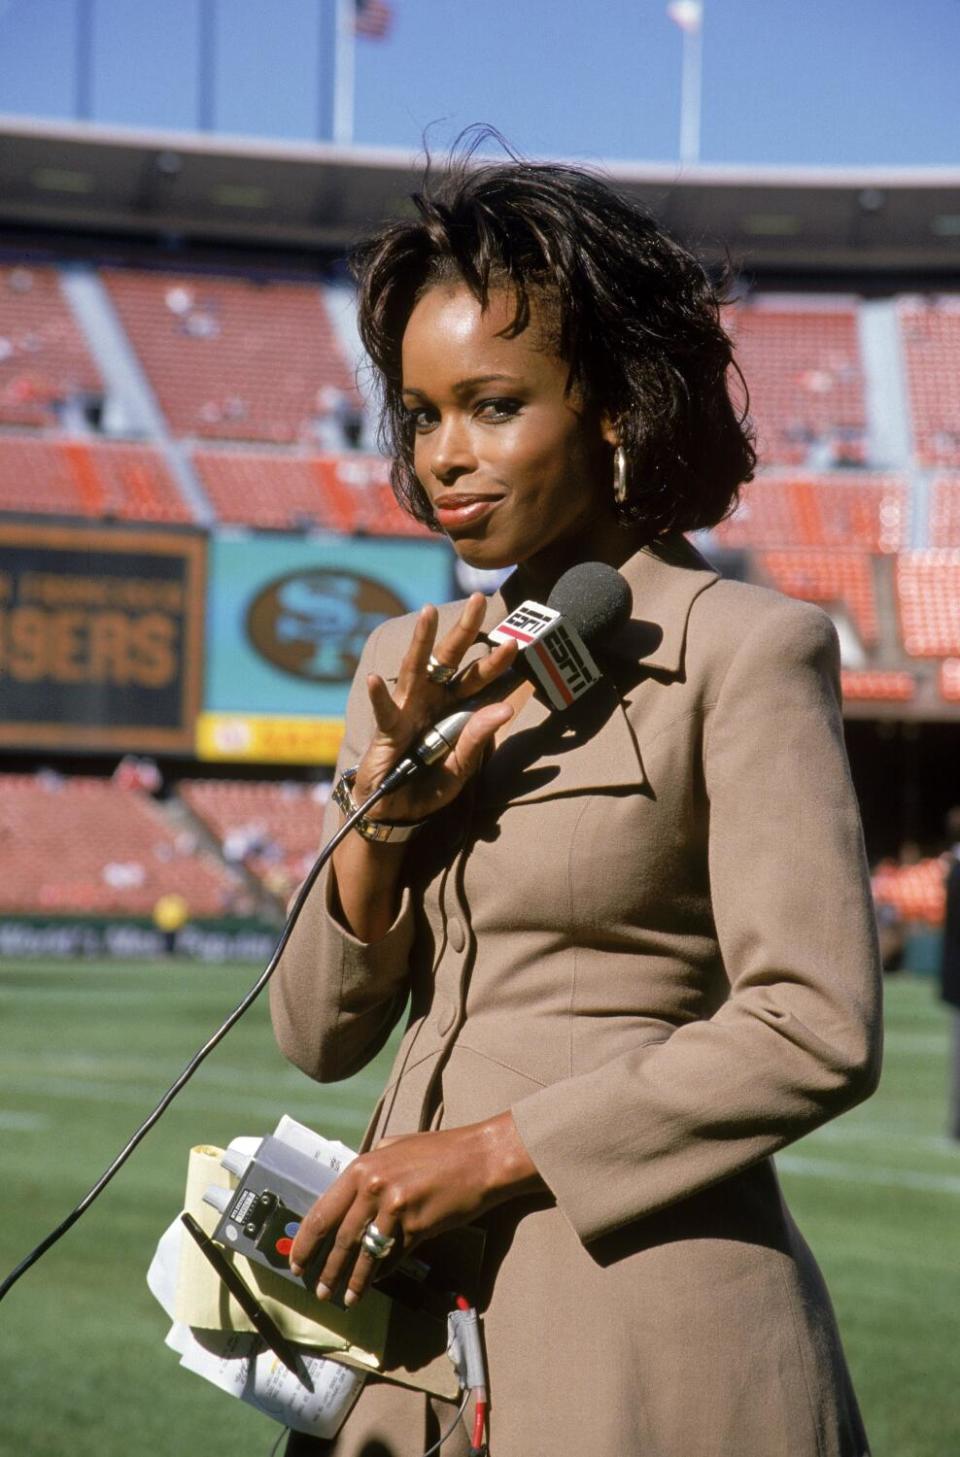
613 445 629 507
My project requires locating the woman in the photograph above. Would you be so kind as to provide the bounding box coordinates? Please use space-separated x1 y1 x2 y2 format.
270 154 882 1457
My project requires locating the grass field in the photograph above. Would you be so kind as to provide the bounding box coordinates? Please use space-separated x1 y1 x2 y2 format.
0 960 956 1457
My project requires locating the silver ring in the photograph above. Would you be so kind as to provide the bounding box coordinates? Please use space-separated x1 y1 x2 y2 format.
360 1222 395 1261
425 654 457 686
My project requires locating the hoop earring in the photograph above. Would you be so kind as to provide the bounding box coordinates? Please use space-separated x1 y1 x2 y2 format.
613 445 629 507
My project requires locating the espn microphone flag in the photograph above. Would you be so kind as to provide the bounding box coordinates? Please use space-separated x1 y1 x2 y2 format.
354 0 392 38
667 0 703 32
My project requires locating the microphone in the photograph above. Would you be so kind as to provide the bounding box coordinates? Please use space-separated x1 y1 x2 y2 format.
378 562 632 794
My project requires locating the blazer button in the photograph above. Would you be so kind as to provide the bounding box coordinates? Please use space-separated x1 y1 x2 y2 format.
447 916 466 953
435 998 456 1035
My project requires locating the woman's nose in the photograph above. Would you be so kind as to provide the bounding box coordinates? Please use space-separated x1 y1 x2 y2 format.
428 416 476 484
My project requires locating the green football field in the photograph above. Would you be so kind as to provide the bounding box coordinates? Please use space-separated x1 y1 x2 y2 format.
0 959 956 1457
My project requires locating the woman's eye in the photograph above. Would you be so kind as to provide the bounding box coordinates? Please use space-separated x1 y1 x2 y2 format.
406 406 436 432
477 398 521 421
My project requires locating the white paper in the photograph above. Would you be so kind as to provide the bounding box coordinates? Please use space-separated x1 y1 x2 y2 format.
177 1326 365 1436
272 1114 356 1176
148 1219 364 1436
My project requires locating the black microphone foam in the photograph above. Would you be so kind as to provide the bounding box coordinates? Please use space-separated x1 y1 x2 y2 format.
546 560 633 645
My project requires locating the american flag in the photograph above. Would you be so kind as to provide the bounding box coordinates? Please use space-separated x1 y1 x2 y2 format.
354 0 392 39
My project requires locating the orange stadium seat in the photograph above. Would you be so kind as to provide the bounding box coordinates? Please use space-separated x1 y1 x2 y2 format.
180 778 329 901
929 474 960 547
0 264 102 428
0 775 240 917
0 435 194 522
193 447 431 536
899 299 960 467
940 659 960 702
896 550 960 657
757 550 878 644
713 474 906 552
103 269 360 444
840 669 915 702
727 302 867 467
872 856 947 926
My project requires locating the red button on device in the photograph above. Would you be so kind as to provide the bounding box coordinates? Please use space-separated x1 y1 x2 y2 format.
275 1236 294 1257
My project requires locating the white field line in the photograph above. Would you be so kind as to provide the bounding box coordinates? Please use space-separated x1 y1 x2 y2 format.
811 1122 958 1157
0 1073 378 1125
778 1153 960 1195
0 1052 385 1099
0 1110 49 1131
0 985 270 1008
882 1031 951 1053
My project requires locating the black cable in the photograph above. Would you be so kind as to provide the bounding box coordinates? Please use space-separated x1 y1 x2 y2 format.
0 780 395 1304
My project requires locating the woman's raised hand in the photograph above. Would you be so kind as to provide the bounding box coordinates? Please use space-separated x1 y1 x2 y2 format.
352 593 518 825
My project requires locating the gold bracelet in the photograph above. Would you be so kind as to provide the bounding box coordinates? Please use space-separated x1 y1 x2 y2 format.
332 767 426 844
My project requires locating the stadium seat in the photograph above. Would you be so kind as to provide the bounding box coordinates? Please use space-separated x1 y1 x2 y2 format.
941 659 960 703
899 298 960 467
840 670 915 702
0 435 194 522
871 856 946 926
929 474 960 548
193 447 431 535
713 474 906 552
180 778 330 901
896 550 960 657
0 775 240 916
757 549 878 644
0 264 102 428
727 301 867 468
103 269 361 445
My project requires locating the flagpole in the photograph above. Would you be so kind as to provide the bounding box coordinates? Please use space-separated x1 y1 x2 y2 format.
332 0 356 146
679 17 702 165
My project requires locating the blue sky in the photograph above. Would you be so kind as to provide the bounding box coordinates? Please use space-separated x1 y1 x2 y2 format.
0 0 957 168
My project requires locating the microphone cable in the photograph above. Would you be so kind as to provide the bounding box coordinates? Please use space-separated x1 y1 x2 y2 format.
0 778 396 1304
1 560 630 1302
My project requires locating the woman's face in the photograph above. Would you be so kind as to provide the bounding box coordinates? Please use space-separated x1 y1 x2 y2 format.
401 282 622 581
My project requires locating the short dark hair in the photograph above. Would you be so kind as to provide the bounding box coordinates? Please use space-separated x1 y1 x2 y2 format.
351 146 755 539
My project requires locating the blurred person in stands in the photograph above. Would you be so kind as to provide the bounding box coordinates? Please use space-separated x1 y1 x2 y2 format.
270 145 882 1457
940 807 960 1140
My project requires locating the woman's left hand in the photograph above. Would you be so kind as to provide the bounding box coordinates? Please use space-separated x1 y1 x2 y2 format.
288 1111 544 1306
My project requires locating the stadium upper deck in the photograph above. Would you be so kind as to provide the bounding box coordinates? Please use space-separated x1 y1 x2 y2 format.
1 117 959 723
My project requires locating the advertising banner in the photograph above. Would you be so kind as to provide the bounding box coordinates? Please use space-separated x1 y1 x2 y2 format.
201 533 455 764
0 521 206 753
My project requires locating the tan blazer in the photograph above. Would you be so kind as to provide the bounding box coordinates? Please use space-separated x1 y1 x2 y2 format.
272 536 882 1457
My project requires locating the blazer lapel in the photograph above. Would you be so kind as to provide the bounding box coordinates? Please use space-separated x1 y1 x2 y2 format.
477 535 718 807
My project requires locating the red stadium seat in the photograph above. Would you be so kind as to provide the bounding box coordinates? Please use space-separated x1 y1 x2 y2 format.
0 436 194 523
0 775 240 917
940 658 960 703
896 550 960 657
840 669 915 702
0 264 102 428
871 856 947 926
929 475 960 548
727 301 867 468
713 474 907 552
180 779 330 901
193 447 431 535
899 299 960 467
103 269 360 445
758 550 878 644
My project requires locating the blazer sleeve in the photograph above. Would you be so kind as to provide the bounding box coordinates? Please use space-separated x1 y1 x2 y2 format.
269 620 416 1083
510 598 884 1244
